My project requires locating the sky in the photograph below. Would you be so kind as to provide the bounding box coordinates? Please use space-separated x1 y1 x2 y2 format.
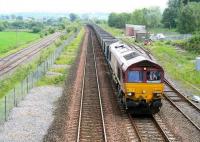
0 0 168 14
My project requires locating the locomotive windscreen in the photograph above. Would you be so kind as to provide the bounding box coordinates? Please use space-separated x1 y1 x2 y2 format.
128 71 143 82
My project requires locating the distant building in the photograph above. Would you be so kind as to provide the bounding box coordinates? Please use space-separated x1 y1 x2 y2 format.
125 24 146 37
125 24 148 42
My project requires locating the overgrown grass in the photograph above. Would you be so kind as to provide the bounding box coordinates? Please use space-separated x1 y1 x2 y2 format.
98 23 124 37
37 71 69 86
49 67 66 74
0 31 40 57
36 28 85 86
0 32 74 99
145 41 200 89
173 34 200 54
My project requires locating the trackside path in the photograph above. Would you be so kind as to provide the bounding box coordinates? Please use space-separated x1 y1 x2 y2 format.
0 86 62 142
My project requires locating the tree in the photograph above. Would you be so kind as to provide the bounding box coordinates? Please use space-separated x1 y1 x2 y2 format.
11 14 16 20
177 2 200 33
69 13 78 22
32 26 42 33
16 16 23 20
48 27 55 34
0 22 5 31
162 8 177 28
12 20 25 29
108 12 131 28
142 7 162 28
183 0 200 5
162 0 183 28
108 7 161 29
108 13 118 27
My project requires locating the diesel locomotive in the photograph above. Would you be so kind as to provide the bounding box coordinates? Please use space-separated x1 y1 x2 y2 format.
90 24 164 114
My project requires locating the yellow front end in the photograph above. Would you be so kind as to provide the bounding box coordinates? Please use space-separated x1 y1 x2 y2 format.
123 83 164 103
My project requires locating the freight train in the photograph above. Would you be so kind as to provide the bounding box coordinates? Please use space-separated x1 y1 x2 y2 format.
89 24 164 114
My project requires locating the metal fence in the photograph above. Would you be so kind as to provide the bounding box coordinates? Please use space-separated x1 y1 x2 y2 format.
165 34 192 41
0 32 77 124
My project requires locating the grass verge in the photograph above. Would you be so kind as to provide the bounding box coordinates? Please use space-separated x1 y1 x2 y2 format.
145 41 200 90
36 28 85 86
0 31 74 99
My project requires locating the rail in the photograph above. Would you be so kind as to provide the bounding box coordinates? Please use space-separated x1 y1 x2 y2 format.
0 33 61 76
76 30 107 142
128 114 174 142
0 32 77 124
124 40 200 131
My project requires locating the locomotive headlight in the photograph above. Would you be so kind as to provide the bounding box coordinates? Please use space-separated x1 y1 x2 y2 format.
142 90 146 94
127 92 132 96
127 92 135 96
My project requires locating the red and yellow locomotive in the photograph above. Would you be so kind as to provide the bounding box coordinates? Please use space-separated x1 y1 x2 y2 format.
91 24 164 114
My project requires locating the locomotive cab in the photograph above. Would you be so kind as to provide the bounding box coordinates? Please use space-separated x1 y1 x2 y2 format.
123 60 164 114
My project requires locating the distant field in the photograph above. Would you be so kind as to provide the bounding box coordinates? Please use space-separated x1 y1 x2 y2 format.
0 31 40 57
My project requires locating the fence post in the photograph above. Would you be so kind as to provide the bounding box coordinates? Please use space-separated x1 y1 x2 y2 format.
14 88 16 107
5 96 7 121
27 77 29 93
21 81 23 100
44 62 46 74
32 73 34 88
36 67 38 81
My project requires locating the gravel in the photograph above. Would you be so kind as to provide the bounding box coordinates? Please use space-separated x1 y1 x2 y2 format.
0 86 62 142
160 99 200 142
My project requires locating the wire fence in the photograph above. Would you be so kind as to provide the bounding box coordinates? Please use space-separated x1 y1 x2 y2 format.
0 32 77 124
165 34 192 41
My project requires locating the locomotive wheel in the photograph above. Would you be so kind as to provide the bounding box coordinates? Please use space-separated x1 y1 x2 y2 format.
150 106 160 114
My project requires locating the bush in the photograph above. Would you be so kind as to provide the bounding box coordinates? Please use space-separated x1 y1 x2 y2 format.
48 27 55 34
32 26 41 33
174 33 200 53
0 22 5 31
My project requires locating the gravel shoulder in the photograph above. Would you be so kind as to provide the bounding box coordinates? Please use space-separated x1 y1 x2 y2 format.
0 86 62 142
43 29 84 142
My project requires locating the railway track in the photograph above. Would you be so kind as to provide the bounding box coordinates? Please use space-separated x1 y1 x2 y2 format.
164 79 200 130
129 114 179 142
0 32 61 76
125 40 200 131
91 30 179 141
76 31 107 142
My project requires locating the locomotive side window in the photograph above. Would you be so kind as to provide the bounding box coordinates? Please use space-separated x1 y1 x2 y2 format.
147 71 161 83
128 71 143 83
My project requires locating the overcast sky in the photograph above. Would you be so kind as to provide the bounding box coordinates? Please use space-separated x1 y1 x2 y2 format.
0 0 168 13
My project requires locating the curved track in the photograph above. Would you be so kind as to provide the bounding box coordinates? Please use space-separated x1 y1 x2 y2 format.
124 40 200 131
0 32 61 76
76 30 107 142
129 114 179 142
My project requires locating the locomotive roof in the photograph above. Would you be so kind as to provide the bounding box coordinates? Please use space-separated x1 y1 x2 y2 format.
109 41 158 71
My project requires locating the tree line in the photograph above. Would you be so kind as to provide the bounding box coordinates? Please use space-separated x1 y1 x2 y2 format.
108 0 200 33
108 7 161 29
0 13 80 34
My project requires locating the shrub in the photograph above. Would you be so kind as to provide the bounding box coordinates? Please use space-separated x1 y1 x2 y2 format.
174 33 200 54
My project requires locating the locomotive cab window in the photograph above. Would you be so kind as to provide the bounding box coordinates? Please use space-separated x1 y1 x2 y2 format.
146 71 161 83
128 71 143 83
